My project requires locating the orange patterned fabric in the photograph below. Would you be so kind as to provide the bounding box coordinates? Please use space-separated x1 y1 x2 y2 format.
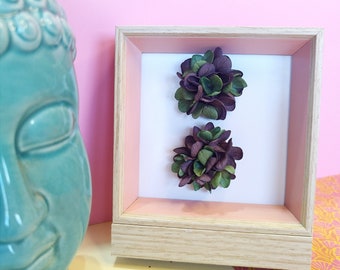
234 175 340 270
312 175 340 269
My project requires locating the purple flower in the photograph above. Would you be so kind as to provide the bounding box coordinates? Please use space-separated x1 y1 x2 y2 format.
171 122 243 192
175 47 247 120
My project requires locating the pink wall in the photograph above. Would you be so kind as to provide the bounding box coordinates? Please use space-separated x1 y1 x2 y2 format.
58 0 340 224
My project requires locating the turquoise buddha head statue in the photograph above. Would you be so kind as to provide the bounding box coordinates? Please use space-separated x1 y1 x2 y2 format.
0 0 92 269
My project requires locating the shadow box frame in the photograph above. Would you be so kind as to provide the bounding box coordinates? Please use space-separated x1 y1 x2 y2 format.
112 26 323 270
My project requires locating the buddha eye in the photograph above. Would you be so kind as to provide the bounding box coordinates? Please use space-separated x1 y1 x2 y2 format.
16 103 76 154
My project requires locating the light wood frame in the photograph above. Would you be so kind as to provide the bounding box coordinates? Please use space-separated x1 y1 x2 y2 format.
112 26 323 270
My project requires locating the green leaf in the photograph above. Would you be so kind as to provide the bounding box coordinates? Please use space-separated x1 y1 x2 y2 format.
191 54 204 65
202 105 218 119
224 76 247 97
211 127 224 139
197 149 214 166
198 130 213 141
193 160 205 177
203 50 214 63
175 87 195 101
171 162 180 173
220 177 231 188
224 165 235 175
191 102 204 119
211 171 222 189
200 76 213 95
200 75 222 96
193 60 207 72
209 90 222 96
173 154 185 162
178 168 185 177
178 100 192 113
204 183 212 193
191 55 206 72
193 181 201 191
210 74 223 92
221 170 231 179
233 76 247 88
219 171 231 188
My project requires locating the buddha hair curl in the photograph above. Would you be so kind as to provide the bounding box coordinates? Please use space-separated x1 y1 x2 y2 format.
0 0 76 58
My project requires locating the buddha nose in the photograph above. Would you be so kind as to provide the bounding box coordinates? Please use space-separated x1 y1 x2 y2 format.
0 154 48 242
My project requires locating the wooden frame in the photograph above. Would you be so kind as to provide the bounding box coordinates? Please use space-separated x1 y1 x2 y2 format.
112 26 323 270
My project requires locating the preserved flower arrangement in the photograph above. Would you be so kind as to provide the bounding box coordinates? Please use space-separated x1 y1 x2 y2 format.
175 47 247 120
171 122 243 192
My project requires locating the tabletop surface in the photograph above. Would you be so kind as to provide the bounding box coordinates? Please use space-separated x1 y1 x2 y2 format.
70 175 340 270
69 222 234 270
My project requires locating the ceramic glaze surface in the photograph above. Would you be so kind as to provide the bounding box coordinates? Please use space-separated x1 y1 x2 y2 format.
0 0 91 269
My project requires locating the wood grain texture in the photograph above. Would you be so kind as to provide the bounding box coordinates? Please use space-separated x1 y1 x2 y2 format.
285 29 323 234
112 223 312 270
118 197 308 237
112 26 323 270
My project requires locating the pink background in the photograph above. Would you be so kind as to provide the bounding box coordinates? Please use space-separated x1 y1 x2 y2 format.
58 0 339 225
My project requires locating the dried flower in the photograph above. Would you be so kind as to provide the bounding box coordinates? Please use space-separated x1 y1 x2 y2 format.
171 122 243 192
175 47 247 120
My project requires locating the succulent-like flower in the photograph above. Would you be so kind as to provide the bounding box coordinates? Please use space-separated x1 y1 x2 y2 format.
171 122 243 192
175 47 247 120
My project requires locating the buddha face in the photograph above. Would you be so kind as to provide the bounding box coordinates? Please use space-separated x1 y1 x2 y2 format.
0 49 92 270
0 1 91 269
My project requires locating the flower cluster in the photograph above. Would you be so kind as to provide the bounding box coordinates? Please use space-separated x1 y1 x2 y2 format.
175 47 247 120
171 122 243 192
